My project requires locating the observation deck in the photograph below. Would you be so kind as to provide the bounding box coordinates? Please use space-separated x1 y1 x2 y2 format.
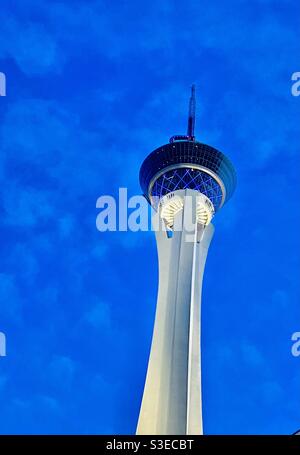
139 140 236 211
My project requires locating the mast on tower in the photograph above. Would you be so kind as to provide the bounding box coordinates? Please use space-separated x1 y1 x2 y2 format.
170 84 197 143
187 84 196 140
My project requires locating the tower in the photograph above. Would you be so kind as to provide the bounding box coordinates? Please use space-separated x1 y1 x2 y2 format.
136 86 236 435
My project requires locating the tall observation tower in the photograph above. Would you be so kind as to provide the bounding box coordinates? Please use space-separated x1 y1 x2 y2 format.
136 86 236 435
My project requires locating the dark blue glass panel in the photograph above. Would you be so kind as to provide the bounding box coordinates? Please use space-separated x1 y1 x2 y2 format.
151 168 223 210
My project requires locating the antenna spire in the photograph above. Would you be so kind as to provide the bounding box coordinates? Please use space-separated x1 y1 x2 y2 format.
169 84 197 143
187 84 196 140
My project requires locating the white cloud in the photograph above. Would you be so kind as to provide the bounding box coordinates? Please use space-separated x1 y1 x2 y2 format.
85 300 111 330
0 15 61 75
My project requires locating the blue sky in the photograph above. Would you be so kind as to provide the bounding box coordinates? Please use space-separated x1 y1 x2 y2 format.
0 0 299 434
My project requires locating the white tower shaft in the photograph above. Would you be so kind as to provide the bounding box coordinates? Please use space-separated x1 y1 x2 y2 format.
137 190 214 435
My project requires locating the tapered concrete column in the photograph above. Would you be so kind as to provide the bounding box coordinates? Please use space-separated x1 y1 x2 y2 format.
137 190 214 435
